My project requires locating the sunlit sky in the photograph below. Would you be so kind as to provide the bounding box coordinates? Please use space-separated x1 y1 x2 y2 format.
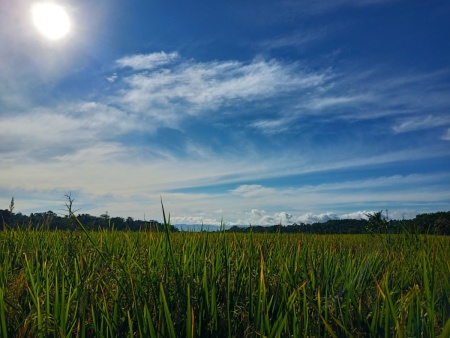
1 0 449 225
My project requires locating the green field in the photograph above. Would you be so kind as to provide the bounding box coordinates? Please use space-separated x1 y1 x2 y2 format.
1 224 449 337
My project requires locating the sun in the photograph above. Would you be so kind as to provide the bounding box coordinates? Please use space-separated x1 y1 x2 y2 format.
31 2 71 40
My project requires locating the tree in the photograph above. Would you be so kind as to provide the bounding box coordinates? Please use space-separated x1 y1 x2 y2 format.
1 198 15 230
435 217 450 235
366 211 390 235
9 197 14 214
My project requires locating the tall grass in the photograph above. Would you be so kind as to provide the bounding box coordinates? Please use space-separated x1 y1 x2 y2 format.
0 217 449 337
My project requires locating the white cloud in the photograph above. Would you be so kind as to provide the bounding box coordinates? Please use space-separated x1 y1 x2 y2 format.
113 56 328 127
2 48 449 223
297 212 339 224
298 173 450 193
116 52 179 70
148 172 447 225
340 209 419 221
0 102 138 159
249 117 294 134
258 28 329 50
2 158 448 223
230 185 275 198
235 209 276 225
170 215 222 226
290 67 450 124
441 128 450 141
339 211 373 220
305 95 372 110
392 115 450 133
234 209 340 225
106 73 118 83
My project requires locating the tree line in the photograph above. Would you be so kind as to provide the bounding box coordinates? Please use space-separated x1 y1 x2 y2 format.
226 211 450 235
0 205 177 232
0 198 448 235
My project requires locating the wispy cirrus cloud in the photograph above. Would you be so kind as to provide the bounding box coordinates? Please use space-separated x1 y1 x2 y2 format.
0 102 137 160
258 28 330 51
2 145 448 223
292 67 450 122
2 50 449 223
442 128 450 141
249 116 296 134
230 184 276 198
48 54 450 158
228 173 450 202
247 66 450 135
113 55 327 127
168 172 449 224
204 173 450 223
304 95 373 111
296 173 450 193
110 52 450 139
392 115 450 133
116 51 179 70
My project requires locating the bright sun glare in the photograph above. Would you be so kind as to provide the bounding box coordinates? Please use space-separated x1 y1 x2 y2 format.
31 2 71 40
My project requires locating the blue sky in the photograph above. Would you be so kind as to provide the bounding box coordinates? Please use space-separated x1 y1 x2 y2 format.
1 0 449 225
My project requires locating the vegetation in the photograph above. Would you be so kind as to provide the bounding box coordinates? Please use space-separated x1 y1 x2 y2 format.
1 199 449 235
0 198 176 233
1 204 450 337
227 211 450 235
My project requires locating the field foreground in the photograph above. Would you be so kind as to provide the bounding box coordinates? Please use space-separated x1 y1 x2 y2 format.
1 228 449 337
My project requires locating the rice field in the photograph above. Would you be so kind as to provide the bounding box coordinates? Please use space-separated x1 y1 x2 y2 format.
1 217 449 337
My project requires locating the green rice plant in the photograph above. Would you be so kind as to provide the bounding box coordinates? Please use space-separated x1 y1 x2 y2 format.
0 216 449 337
0 287 8 338
160 282 176 338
